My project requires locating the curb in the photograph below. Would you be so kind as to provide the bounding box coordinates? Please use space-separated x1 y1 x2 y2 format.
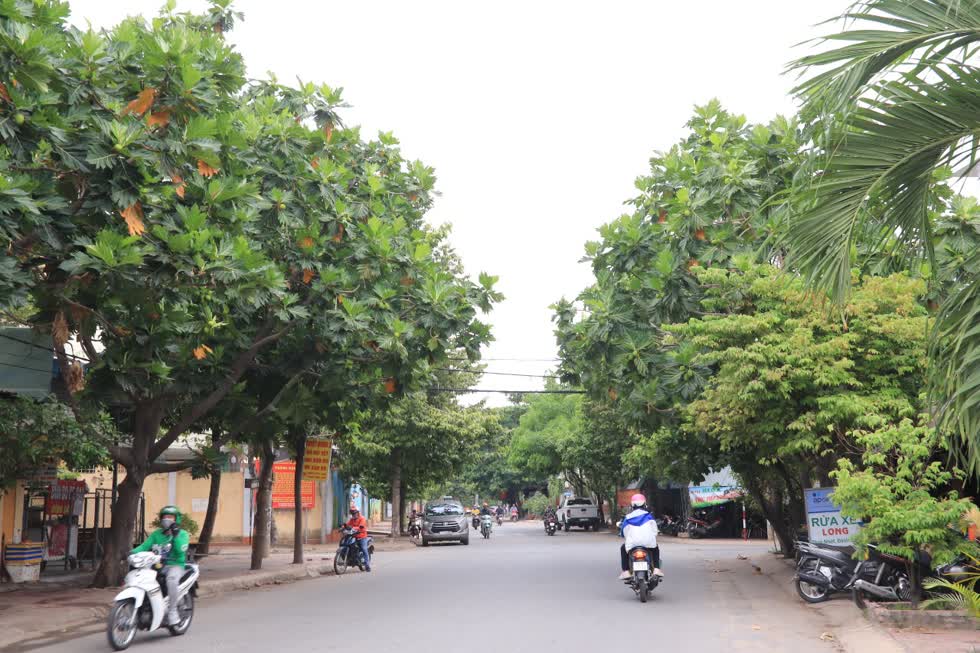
0 561 336 651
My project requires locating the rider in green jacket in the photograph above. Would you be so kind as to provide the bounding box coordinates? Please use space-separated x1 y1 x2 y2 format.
132 505 189 624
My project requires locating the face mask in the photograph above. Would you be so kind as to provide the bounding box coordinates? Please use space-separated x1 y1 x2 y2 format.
160 518 175 529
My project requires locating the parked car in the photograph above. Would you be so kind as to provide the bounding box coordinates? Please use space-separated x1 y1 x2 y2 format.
556 496 600 531
420 499 469 546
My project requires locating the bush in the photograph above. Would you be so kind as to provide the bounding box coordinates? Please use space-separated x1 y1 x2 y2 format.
151 510 200 537
523 492 553 517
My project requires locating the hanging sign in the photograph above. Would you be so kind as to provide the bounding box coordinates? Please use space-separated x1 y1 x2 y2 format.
302 439 332 481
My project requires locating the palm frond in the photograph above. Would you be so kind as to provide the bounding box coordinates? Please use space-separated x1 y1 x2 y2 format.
791 0 980 113
785 68 980 299
922 574 980 617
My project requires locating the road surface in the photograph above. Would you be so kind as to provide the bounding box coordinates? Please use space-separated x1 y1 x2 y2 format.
25 521 843 652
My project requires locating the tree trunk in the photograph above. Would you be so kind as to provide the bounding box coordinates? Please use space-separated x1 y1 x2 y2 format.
398 478 408 535
92 473 143 587
92 400 163 587
389 449 402 538
196 470 222 556
250 442 275 570
293 435 306 565
909 552 922 608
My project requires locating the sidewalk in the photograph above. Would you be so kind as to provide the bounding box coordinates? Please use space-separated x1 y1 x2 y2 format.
0 538 413 650
736 549 978 653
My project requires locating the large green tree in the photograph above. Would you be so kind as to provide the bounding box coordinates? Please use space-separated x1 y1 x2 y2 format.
0 1 497 584
784 0 980 469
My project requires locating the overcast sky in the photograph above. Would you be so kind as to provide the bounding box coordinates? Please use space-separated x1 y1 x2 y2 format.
69 0 852 404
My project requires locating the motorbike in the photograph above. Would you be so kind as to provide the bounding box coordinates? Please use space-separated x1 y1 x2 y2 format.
851 544 972 608
480 514 493 539
106 545 200 650
496 513 503 526
658 515 681 536
472 514 481 530
408 514 423 540
544 514 559 536
794 540 877 603
334 526 375 574
623 546 660 603
686 511 724 538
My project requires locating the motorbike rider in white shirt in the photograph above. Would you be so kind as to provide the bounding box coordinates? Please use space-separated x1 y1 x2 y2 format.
618 493 664 580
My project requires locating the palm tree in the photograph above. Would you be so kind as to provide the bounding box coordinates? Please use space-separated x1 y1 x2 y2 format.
785 0 980 469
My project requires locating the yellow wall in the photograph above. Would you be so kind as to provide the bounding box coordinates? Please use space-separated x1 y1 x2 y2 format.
79 468 325 544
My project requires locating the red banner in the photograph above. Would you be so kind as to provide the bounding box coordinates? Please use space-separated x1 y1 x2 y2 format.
45 480 87 517
271 461 315 509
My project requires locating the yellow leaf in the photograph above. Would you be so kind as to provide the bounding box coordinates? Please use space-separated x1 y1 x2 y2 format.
122 88 157 117
311 157 320 170
147 108 171 128
298 236 314 250
192 344 213 360
324 122 334 142
332 224 344 243
384 377 397 394
197 159 219 178
172 174 186 199
302 268 315 284
120 202 145 236
0 82 10 103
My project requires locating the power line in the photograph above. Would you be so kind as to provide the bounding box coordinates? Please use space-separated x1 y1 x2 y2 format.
428 388 585 394
0 332 90 363
435 367 561 380
447 356 560 363
0 360 54 375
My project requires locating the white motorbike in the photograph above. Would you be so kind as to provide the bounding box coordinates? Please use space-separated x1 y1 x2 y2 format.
480 514 493 539
106 545 200 650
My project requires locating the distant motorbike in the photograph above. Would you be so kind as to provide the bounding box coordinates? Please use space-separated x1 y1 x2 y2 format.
623 546 660 603
480 515 493 539
851 544 973 608
408 515 422 540
545 514 559 536
472 514 481 530
686 511 724 538
658 515 681 536
496 514 503 526
794 540 876 603
334 526 374 575
106 544 199 650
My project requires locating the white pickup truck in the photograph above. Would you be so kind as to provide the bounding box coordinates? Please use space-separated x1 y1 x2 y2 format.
556 496 600 531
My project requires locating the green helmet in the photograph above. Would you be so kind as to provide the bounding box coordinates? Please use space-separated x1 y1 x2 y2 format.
159 505 182 524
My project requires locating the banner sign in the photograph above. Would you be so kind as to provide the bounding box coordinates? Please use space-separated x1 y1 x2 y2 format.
616 489 635 508
805 487 862 545
45 479 87 517
689 485 742 508
302 439 332 481
270 461 315 509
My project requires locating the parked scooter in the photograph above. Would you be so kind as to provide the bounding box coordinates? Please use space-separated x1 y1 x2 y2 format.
851 544 973 608
334 525 375 574
623 546 661 603
658 515 681 536
686 510 724 538
545 514 559 536
794 540 877 603
480 514 493 539
106 545 200 650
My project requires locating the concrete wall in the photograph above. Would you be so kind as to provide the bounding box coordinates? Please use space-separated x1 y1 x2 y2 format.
79 467 330 544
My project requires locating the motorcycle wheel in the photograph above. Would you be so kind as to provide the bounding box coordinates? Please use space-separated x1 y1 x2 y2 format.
333 550 349 575
638 579 648 603
167 593 194 636
795 560 830 604
107 599 138 651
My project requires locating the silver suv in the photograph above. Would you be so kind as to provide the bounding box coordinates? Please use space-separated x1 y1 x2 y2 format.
421 499 469 546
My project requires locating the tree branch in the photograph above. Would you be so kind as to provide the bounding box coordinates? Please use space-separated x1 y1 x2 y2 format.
224 368 313 442
148 459 197 474
80 331 102 364
109 445 135 469
149 321 296 460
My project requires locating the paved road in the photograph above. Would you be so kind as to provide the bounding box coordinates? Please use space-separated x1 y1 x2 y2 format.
29 521 842 652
